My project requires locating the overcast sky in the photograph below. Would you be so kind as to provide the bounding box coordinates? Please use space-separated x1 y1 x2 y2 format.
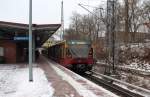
0 0 106 28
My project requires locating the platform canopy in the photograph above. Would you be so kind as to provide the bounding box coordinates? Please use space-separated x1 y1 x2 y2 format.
0 21 61 47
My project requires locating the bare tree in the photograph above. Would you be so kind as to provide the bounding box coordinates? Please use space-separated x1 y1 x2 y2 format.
68 12 82 40
142 0 150 32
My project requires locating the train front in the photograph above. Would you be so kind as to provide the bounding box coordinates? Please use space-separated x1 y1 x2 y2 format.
65 41 94 73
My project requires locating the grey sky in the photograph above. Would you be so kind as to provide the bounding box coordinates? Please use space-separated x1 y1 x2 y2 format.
0 0 104 28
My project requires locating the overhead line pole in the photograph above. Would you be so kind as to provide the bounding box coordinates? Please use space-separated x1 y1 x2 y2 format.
106 0 117 74
29 0 33 82
61 1 64 40
125 0 129 43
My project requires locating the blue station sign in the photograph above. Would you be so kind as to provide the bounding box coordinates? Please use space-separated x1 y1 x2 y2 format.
14 36 29 41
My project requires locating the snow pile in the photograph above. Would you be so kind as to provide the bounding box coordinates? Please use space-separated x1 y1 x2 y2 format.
0 66 54 97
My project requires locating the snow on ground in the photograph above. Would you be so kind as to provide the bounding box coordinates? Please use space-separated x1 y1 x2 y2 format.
47 61 118 97
97 60 150 73
120 43 150 50
0 65 19 70
0 65 54 97
125 62 150 72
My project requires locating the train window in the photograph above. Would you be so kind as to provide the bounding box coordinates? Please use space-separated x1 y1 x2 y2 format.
64 47 66 58
58 46 61 58
61 47 64 58
66 48 68 55
88 48 93 57
0 47 4 56
74 45 80 48
69 44 90 58
66 48 72 58
89 48 93 54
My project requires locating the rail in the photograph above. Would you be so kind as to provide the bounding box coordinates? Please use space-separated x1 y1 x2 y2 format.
84 72 144 97
92 71 150 94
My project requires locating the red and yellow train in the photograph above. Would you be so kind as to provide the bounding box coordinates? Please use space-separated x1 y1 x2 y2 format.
47 40 94 73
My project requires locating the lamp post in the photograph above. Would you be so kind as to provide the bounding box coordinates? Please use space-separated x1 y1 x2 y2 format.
29 0 33 81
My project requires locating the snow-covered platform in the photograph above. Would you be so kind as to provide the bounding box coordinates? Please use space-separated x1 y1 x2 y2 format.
0 56 118 97
0 65 53 97
38 56 118 97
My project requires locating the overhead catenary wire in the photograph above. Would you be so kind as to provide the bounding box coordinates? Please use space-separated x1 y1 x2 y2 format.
78 3 105 23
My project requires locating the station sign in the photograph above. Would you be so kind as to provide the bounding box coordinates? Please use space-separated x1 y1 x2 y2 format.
14 36 29 41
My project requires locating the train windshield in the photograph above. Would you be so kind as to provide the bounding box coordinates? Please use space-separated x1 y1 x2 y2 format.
68 44 90 58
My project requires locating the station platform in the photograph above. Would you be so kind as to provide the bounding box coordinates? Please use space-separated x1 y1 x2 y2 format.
37 56 118 97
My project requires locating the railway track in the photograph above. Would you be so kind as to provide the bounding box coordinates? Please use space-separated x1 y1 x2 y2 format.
83 72 144 97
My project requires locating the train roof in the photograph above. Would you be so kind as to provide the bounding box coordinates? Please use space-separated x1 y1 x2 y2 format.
67 40 91 45
46 40 92 48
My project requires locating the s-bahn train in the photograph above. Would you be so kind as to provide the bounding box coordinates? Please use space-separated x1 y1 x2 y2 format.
47 40 94 73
